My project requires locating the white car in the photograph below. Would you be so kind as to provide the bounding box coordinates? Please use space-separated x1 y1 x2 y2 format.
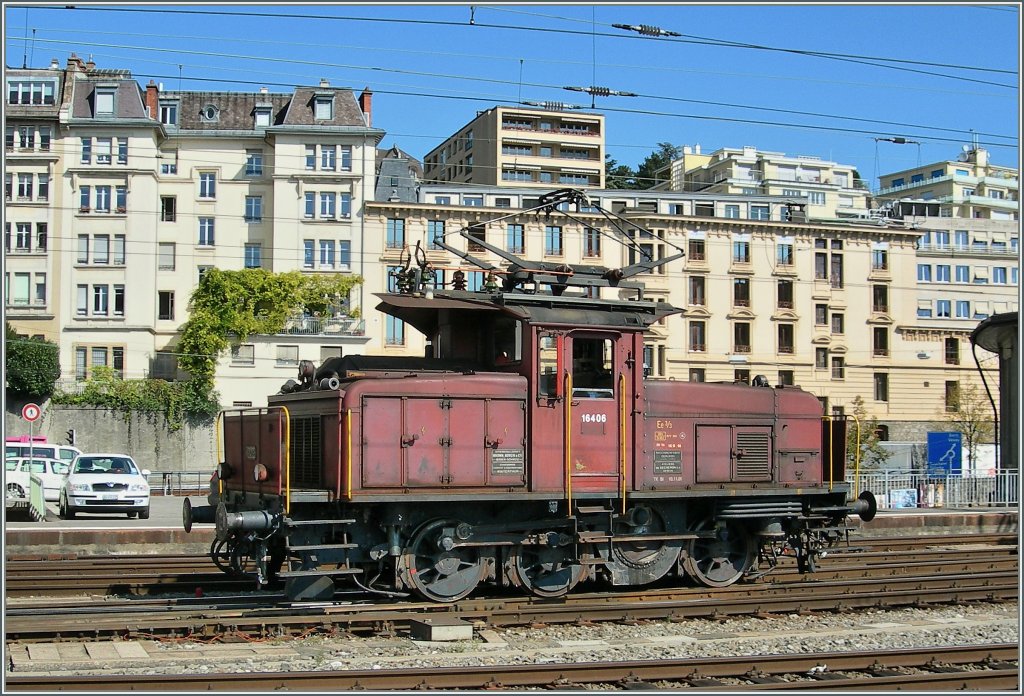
59 454 151 519
6 457 70 501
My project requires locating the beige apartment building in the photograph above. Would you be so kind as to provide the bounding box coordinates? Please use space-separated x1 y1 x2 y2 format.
5 63 65 340
663 145 873 222
422 106 605 188
5 57 380 407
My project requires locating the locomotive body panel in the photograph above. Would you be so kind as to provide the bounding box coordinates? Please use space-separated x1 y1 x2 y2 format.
640 381 828 492
343 373 529 494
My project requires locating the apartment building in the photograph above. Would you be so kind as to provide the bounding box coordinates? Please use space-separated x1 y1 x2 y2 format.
422 106 605 188
4 62 65 340
4 58 382 406
873 146 1018 221
663 145 872 222
873 147 1019 438
361 185 1005 442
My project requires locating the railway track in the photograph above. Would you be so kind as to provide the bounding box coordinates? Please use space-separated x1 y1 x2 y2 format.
4 533 1017 598
5 643 1017 691
4 566 1017 642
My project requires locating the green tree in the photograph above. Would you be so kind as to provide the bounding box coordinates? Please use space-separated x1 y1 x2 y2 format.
177 268 363 390
941 383 995 472
5 322 61 398
845 395 891 472
635 142 680 189
605 154 638 189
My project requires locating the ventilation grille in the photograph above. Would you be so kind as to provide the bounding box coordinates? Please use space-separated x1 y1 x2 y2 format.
735 432 771 480
289 416 322 488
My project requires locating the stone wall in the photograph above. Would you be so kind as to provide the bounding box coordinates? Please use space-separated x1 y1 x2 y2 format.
4 401 216 473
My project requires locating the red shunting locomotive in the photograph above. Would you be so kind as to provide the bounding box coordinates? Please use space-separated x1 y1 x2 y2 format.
184 189 876 602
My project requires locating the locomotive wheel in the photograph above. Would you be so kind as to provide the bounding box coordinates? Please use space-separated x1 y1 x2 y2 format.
684 519 755 588
401 519 486 602
608 505 680 585
507 544 585 598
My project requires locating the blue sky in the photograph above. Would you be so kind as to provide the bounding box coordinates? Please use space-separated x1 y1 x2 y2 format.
5 3 1019 188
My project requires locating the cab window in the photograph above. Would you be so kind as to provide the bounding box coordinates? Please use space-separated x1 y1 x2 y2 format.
572 337 614 398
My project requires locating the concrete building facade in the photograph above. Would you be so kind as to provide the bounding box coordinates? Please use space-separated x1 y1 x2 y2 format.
664 145 873 222
422 106 605 188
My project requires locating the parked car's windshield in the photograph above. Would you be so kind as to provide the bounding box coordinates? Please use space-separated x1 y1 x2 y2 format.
73 457 139 475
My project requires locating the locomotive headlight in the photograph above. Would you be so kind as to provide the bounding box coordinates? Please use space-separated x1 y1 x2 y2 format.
253 463 269 482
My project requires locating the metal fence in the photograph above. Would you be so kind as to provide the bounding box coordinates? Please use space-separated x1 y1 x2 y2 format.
848 470 1019 509
153 471 211 496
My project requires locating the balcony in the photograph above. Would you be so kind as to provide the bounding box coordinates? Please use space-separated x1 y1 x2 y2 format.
281 315 365 337
917 243 1018 257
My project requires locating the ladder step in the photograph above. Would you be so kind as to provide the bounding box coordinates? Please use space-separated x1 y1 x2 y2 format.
576 506 614 515
578 531 611 542
285 518 356 527
277 568 363 578
288 543 359 552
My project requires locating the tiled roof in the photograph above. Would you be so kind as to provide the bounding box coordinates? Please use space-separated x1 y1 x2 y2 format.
164 91 292 130
281 87 366 127
70 78 148 119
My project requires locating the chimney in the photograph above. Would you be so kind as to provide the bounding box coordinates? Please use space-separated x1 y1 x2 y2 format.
85 56 95 72
49 58 60 70
319 78 330 88
260 86 268 94
358 87 373 127
67 53 85 72
145 80 159 120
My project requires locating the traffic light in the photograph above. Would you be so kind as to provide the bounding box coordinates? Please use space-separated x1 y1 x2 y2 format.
66 429 76 446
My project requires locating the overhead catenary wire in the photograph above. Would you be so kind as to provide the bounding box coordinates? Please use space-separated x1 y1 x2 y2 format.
11 4 1017 87
12 37 1018 149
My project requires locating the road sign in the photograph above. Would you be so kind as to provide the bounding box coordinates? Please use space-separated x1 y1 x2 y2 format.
21 403 41 422
927 431 962 477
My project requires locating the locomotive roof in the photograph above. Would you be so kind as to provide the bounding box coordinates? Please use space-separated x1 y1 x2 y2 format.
375 289 682 336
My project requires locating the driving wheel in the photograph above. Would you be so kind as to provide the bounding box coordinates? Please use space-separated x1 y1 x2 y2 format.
684 518 754 588
400 519 486 602
507 544 586 598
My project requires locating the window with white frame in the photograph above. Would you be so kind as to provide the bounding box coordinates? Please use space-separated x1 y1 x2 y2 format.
303 240 314 268
245 195 263 223
245 150 263 176
319 240 336 268
199 172 216 198
320 192 336 218
81 137 92 164
7 79 56 105
339 240 351 268
749 205 770 220
198 217 215 246
95 185 112 212
16 173 32 200
305 145 316 170
244 243 262 269
320 144 336 171
159 100 178 125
